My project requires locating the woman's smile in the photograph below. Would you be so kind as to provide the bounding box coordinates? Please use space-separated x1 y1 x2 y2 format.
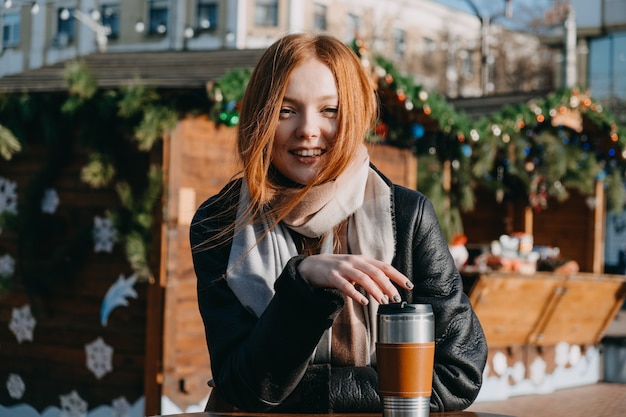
291 148 324 157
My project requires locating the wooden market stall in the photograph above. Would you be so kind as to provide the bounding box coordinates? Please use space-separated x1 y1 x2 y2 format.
0 49 266 417
450 91 626 400
451 90 623 274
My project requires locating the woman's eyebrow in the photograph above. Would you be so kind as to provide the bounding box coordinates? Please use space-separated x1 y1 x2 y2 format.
282 94 339 104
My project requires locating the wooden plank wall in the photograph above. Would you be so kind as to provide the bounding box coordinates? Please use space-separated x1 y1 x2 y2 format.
461 188 517 245
162 117 418 411
532 191 595 273
0 141 151 412
161 117 238 412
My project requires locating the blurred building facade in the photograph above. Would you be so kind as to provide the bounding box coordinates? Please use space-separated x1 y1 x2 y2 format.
0 0 554 98
569 0 626 122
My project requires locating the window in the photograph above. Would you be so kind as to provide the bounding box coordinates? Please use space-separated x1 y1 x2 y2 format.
255 0 278 27
197 0 218 31
589 33 626 100
423 37 435 54
101 4 120 39
392 28 406 59
56 7 75 46
345 13 359 42
313 3 327 31
460 49 474 79
149 0 168 35
2 11 20 47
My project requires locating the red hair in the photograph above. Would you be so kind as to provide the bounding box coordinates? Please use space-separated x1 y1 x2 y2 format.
194 33 378 250
237 33 378 221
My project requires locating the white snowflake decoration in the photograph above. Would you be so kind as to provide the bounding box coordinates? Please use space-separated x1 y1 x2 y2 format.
554 341 570 367
41 188 60 214
510 361 525 383
0 176 18 215
569 344 582 366
60 390 88 417
9 304 36 343
0 253 15 277
93 215 117 253
6 373 25 399
529 356 547 385
85 337 113 379
112 396 131 417
491 351 508 376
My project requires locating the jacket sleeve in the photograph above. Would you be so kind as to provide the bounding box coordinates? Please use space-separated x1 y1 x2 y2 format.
191 190 357 412
392 185 488 412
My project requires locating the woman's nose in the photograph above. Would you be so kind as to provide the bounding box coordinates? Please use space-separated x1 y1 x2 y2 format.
296 111 321 139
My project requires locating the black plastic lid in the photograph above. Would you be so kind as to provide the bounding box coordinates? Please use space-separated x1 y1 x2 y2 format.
377 302 416 315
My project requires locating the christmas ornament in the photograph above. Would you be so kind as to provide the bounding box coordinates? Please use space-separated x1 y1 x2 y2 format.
100 273 138 326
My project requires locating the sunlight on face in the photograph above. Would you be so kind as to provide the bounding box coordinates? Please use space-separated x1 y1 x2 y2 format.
271 59 339 185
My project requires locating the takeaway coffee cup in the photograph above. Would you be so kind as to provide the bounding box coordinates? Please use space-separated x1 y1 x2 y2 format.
376 302 435 417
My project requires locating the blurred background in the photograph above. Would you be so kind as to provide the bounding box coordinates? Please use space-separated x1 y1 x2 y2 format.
0 1 625 417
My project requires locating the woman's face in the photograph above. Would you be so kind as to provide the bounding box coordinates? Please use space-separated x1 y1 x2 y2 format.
271 58 339 185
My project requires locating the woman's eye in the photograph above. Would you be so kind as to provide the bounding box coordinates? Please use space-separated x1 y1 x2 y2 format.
279 108 294 117
323 107 338 116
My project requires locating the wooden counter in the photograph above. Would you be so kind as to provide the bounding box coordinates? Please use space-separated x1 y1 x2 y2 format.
466 271 626 347
465 270 626 402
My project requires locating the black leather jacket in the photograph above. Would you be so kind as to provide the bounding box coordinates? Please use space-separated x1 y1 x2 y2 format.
190 169 487 413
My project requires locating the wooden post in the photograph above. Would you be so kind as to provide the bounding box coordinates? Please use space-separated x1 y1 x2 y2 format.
443 159 451 210
524 206 533 236
593 180 605 274
143 130 170 416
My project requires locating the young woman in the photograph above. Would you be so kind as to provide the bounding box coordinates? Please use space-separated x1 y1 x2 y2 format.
190 33 487 413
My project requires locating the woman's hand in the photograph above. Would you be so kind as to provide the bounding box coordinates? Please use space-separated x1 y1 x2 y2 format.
297 254 413 305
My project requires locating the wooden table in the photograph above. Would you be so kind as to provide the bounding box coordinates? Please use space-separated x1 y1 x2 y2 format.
152 412 516 417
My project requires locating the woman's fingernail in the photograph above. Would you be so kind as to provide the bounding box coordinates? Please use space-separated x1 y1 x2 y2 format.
406 281 414 289
393 294 402 303
382 295 390 304
361 297 369 305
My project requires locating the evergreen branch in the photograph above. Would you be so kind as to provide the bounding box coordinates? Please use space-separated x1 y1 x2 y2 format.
124 231 151 281
134 105 178 151
115 181 134 211
80 153 116 188
118 83 160 118
606 170 626 213
63 60 98 100
0 124 22 160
